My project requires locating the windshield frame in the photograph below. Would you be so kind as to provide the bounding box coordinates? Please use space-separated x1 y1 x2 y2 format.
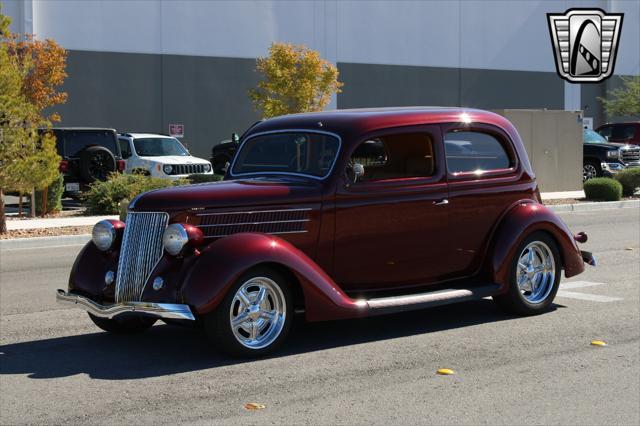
228 129 342 180
133 137 189 157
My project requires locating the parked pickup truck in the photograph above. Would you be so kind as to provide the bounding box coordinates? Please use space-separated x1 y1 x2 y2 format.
583 128 640 181
57 107 595 357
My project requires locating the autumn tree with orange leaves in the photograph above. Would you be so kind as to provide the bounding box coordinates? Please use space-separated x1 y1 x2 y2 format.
5 32 68 121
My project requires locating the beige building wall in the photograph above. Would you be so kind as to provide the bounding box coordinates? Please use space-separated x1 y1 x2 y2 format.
494 110 583 192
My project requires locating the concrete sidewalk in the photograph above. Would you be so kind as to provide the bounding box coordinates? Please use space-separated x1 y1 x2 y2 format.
6 215 118 230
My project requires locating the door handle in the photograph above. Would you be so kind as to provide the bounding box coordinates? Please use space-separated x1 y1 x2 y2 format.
433 199 449 206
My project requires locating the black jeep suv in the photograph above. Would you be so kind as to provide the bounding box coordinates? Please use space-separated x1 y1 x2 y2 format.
45 128 125 196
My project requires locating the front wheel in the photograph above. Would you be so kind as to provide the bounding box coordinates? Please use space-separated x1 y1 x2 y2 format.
88 313 156 334
204 267 293 357
493 232 561 316
583 160 601 181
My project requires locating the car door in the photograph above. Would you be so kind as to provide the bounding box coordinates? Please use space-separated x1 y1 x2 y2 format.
333 125 451 292
442 124 526 277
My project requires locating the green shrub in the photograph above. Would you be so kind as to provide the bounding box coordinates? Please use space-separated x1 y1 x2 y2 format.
35 174 64 215
84 173 178 214
186 173 224 184
615 168 640 197
584 177 623 201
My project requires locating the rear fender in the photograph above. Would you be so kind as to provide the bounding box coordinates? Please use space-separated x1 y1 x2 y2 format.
487 202 584 292
181 233 366 321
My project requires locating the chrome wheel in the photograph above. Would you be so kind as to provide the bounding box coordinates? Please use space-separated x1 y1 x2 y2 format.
583 163 598 181
229 277 286 350
516 241 556 304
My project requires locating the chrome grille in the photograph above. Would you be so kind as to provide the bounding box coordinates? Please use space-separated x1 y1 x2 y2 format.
115 212 169 302
168 164 208 175
196 208 310 238
621 147 640 163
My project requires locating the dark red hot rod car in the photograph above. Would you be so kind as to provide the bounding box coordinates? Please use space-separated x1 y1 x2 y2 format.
57 108 595 356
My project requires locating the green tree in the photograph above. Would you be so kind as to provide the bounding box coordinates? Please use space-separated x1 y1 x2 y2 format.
598 76 640 118
249 42 343 118
0 7 61 232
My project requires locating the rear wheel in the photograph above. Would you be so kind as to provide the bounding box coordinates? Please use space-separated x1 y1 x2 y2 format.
204 267 293 357
493 232 561 316
88 313 156 334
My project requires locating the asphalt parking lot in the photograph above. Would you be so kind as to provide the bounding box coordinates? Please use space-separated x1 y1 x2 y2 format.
1 208 638 425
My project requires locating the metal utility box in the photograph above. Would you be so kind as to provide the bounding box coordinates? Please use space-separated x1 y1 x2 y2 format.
494 109 583 192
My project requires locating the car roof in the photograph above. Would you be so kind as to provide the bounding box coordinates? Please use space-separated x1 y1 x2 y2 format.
50 127 116 132
247 107 515 139
120 133 176 139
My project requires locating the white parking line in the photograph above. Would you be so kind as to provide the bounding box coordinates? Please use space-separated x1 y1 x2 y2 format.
557 280 623 303
560 281 607 290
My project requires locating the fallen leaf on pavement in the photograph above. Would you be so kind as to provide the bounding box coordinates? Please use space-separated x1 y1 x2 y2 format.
244 403 266 410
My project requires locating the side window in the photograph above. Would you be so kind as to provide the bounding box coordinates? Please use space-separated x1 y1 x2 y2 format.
444 130 511 174
350 132 435 182
598 125 612 139
118 138 132 159
612 125 636 140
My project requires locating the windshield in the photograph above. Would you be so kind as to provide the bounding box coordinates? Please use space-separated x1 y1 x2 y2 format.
133 137 189 156
584 129 608 144
231 132 340 178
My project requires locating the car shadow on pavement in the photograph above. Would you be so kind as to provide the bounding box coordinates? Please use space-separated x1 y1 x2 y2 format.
0 300 561 380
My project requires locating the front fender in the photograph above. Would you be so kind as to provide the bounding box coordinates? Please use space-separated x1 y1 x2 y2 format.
487 202 585 292
181 233 366 321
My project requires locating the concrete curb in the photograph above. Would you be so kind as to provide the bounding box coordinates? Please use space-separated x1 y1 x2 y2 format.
0 234 91 249
548 199 640 212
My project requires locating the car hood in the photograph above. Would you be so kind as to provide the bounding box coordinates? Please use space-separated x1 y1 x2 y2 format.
138 155 211 164
131 176 322 212
584 141 627 150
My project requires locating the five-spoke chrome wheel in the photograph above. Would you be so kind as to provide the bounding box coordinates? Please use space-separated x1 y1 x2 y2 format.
516 241 556 304
229 277 287 350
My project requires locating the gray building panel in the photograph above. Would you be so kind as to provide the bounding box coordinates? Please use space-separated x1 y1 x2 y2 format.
54 50 262 159
337 62 564 111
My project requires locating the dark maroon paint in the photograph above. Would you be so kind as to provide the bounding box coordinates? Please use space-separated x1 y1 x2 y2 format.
69 107 588 321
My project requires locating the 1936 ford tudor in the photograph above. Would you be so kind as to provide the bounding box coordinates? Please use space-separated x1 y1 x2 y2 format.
57 108 595 357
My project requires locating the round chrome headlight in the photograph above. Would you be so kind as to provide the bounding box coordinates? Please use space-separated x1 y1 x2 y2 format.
163 164 173 174
204 163 212 172
163 224 189 256
92 220 116 251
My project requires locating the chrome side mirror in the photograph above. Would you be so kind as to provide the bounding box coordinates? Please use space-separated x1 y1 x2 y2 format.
352 163 365 183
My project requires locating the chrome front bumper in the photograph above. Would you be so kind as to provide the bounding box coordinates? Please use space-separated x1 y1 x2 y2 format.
56 290 196 321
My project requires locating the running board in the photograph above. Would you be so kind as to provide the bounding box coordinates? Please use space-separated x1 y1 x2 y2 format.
361 284 501 315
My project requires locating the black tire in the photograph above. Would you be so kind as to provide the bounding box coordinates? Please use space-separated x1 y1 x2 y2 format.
583 159 601 182
211 155 230 175
88 313 156 334
204 267 293 358
493 232 562 316
79 146 116 183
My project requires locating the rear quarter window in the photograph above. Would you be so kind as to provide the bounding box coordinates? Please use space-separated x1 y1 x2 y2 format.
61 131 119 157
444 131 512 174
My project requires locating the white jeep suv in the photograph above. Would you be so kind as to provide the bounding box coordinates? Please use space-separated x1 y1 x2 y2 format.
117 133 213 180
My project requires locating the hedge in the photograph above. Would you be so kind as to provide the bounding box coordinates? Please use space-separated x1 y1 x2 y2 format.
85 173 225 215
84 173 178 214
583 177 623 201
614 168 640 197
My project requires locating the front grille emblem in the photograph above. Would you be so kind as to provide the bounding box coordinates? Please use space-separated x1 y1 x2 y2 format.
547 8 623 83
